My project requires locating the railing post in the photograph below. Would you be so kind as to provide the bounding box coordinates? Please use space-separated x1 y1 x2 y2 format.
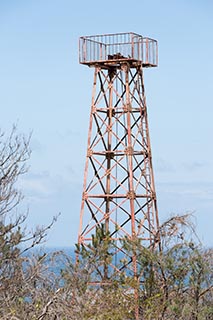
146 38 149 64
84 38 87 63
100 43 102 61
131 34 134 58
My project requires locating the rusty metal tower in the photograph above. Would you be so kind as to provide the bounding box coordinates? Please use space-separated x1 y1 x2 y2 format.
78 32 159 284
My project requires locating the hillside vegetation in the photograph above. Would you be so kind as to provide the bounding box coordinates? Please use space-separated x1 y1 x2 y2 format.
0 127 212 320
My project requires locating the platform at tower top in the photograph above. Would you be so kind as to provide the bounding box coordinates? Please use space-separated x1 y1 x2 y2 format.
79 32 158 68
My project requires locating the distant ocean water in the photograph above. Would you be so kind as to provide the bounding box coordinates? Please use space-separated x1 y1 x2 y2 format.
26 246 74 256
47 247 76 275
43 246 75 257
24 246 76 276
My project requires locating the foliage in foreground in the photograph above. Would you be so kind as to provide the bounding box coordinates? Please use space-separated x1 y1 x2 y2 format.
0 127 212 319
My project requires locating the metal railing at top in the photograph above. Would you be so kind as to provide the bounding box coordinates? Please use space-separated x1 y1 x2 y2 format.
79 32 158 67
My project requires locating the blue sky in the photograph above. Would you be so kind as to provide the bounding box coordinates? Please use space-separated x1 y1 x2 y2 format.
0 0 213 247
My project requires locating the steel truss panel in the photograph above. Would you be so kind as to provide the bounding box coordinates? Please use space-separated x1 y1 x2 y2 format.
78 62 160 282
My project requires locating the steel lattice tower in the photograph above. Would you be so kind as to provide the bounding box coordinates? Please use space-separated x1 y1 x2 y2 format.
78 33 160 285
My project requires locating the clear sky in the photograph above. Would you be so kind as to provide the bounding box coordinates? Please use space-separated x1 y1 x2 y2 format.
0 0 213 247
